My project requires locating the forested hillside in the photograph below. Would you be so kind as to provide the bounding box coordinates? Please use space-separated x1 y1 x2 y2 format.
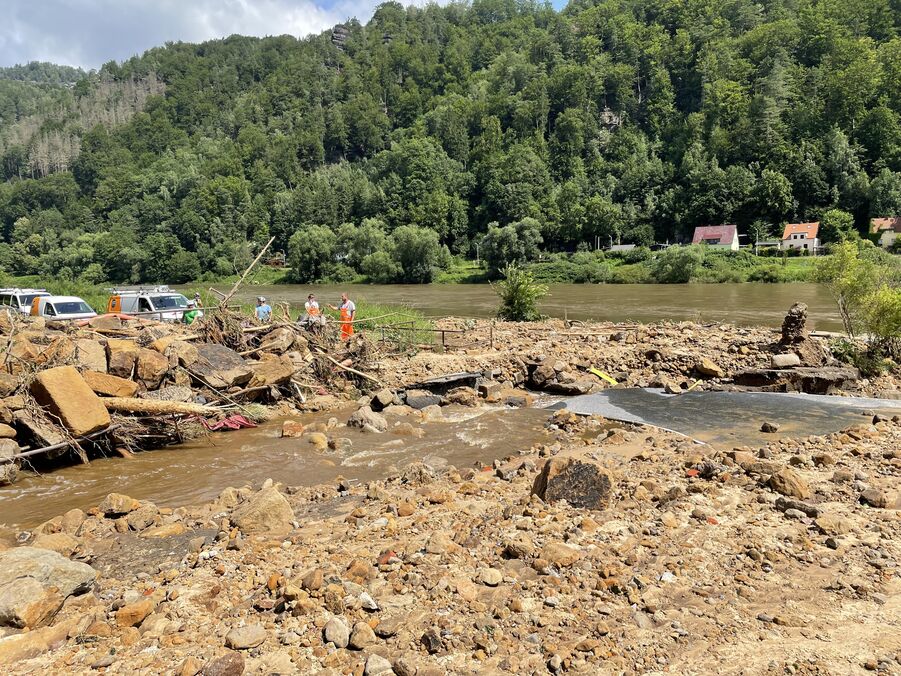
1 0 900 284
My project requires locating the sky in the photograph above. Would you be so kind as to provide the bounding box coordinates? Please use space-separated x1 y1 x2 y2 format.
1 0 568 71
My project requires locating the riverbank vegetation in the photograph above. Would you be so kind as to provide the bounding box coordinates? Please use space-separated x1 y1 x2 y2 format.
2 1 901 285
815 241 901 372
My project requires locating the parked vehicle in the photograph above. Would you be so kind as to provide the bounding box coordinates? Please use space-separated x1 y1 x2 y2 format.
106 286 190 321
29 295 97 320
0 288 51 315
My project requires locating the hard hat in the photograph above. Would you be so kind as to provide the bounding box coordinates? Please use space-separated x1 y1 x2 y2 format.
257 296 266 302
187 301 196 307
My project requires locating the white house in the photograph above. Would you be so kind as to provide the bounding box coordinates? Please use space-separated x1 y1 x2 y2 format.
870 217 900 249
691 224 739 250
781 222 819 252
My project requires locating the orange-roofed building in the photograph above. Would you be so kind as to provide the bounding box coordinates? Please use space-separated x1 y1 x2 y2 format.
870 217 900 249
781 222 819 252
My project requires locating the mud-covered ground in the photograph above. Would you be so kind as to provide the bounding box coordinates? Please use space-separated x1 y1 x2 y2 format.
1 318 901 675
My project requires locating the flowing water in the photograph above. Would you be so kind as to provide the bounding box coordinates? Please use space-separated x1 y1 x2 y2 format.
200 282 842 331
0 404 554 532
1 283 850 533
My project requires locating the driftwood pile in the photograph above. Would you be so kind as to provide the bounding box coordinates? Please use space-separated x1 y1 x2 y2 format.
0 304 388 484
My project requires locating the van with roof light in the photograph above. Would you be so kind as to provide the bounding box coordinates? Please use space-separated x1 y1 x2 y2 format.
0 288 51 315
106 286 190 322
29 295 97 321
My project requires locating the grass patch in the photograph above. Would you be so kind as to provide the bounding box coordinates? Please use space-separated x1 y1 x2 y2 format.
434 259 490 284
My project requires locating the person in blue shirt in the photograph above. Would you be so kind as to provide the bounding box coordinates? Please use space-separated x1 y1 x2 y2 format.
254 296 272 323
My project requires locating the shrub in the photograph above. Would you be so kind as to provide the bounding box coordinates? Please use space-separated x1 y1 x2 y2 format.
609 263 651 284
623 246 651 264
829 338 893 377
361 251 401 283
495 263 547 321
817 241 901 354
650 245 704 283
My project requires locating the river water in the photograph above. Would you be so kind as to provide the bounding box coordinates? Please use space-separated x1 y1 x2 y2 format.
203 282 842 331
1 405 554 533
3 282 847 533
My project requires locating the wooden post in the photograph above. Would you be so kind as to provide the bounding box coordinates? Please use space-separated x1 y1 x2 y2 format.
219 236 275 308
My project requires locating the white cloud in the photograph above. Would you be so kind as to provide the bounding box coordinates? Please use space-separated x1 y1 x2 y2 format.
0 0 392 69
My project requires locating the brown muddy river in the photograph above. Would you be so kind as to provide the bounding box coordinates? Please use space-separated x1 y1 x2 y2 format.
1 405 554 533
200 282 842 331
2 283 847 533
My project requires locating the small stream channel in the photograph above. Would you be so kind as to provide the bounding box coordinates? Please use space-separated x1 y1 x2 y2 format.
0 403 554 533
3 389 900 534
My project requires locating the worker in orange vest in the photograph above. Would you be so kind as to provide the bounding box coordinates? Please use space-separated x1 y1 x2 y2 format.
328 292 356 340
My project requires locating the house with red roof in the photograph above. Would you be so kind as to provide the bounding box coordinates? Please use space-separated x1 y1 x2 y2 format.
781 222 819 252
691 224 739 250
870 217 900 250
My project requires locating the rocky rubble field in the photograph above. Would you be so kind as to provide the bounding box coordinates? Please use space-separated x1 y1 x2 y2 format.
1 306 901 674
1 407 900 675
380 311 899 400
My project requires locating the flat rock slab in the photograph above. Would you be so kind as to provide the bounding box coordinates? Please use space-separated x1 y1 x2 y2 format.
732 366 859 394
193 344 253 389
30 366 111 437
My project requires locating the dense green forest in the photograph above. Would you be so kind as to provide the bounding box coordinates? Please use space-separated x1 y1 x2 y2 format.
1 0 901 285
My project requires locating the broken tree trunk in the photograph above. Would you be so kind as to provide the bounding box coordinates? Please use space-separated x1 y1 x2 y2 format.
219 236 275 308
100 398 220 416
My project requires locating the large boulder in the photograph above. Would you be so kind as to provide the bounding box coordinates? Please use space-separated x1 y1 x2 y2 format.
771 353 801 369
98 493 140 516
257 328 295 355
694 358 725 379
768 467 810 500
0 547 97 629
347 406 388 432
369 389 396 412
404 389 443 410
81 371 139 398
73 339 107 372
0 616 79 665
529 361 556 388
193 344 253 389
247 355 295 388
0 577 66 629
30 366 111 437
231 487 294 534
532 457 614 510
136 348 169 389
105 339 140 378
151 337 199 367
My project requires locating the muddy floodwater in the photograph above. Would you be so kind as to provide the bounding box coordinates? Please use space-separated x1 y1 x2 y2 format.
201 282 842 331
0 405 554 533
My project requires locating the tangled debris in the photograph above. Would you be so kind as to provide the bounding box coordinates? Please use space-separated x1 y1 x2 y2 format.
0 307 388 483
